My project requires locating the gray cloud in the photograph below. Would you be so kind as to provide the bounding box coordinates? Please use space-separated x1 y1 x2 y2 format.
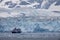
41 0 57 9
55 0 60 6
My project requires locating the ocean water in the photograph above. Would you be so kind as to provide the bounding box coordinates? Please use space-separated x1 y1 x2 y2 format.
0 33 60 40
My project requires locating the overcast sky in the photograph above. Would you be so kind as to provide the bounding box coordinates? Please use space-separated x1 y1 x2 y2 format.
0 0 60 9
0 0 60 17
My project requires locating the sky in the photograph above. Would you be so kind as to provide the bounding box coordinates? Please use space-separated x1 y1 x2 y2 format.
0 0 60 9
0 0 60 17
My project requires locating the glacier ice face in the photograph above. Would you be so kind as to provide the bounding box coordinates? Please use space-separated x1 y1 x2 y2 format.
0 7 60 32
0 8 60 32
0 15 60 32
0 0 60 33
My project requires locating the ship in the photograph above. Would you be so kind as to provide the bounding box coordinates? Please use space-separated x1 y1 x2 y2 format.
12 28 22 33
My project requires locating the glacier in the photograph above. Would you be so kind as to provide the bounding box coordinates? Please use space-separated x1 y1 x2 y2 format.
0 0 60 33
0 8 60 32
